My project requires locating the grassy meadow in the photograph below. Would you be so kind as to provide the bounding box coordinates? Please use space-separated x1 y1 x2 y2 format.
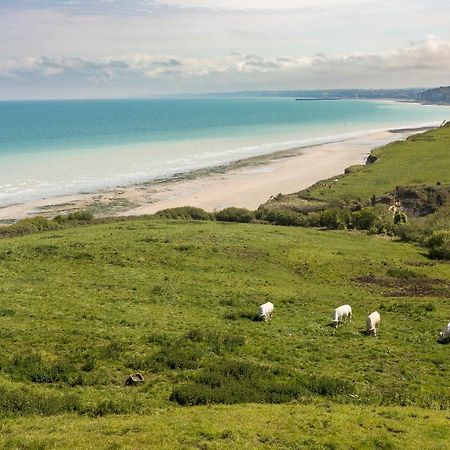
0 218 449 448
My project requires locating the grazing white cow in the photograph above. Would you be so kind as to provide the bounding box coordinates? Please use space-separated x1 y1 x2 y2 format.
366 311 381 336
438 322 450 343
332 304 352 327
259 302 274 322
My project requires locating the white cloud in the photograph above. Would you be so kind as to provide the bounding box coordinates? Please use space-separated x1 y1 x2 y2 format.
159 0 356 10
1 36 449 93
1 1 449 97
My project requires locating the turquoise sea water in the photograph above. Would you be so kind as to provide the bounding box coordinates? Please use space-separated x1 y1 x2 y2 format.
0 98 448 206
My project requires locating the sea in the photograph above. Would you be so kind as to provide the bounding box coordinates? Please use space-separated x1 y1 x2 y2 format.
0 98 448 207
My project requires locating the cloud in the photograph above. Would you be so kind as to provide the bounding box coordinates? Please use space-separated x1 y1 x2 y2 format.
1 36 449 88
159 0 372 11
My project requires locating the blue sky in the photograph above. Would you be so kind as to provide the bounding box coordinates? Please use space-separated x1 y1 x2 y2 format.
0 0 449 99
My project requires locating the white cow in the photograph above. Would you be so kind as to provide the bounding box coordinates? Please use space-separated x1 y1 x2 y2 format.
366 311 381 336
438 322 450 343
332 304 352 327
259 302 274 322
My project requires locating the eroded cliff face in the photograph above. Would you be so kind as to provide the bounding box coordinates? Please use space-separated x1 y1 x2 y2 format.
417 86 450 105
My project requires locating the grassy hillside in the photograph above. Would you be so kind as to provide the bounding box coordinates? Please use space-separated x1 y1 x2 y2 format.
304 125 450 202
257 126 450 253
0 218 449 448
261 125 450 211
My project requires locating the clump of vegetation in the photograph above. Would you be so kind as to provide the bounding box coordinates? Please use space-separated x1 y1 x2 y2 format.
6 353 78 385
215 207 254 223
386 266 418 279
427 230 450 260
351 207 380 230
256 209 308 227
319 208 351 230
54 210 94 224
393 210 408 224
0 216 60 238
170 360 354 406
0 210 96 239
0 385 81 417
155 206 214 220
395 221 429 243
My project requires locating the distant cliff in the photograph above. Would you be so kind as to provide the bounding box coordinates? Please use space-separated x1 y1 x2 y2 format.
417 86 450 105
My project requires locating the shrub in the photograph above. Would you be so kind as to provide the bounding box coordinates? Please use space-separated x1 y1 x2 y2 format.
155 206 213 221
170 360 354 406
305 212 321 227
395 222 429 243
54 210 94 224
319 208 350 230
215 207 254 223
393 210 408 225
0 216 60 238
351 207 379 230
257 209 307 227
427 230 450 260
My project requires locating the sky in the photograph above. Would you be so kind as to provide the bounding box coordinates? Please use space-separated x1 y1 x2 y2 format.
0 0 449 99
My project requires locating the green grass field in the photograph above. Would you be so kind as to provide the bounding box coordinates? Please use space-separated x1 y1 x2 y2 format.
0 218 449 448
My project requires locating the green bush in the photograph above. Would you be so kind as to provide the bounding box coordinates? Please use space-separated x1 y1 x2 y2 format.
0 210 96 239
215 207 254 223
319 208 351 230
351 207 379 230
54 210 94 223
393 210 408 225
257 209 307 227
427 230 450 260
170 360 354 406
395 222 429 243
305 211 321 227
0 216 60 238
155 206 213 221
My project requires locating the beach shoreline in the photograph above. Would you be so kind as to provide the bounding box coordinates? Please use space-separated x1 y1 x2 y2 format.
0 126 434 222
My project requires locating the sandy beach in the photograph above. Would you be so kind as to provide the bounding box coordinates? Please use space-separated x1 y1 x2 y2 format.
0 128 428 222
